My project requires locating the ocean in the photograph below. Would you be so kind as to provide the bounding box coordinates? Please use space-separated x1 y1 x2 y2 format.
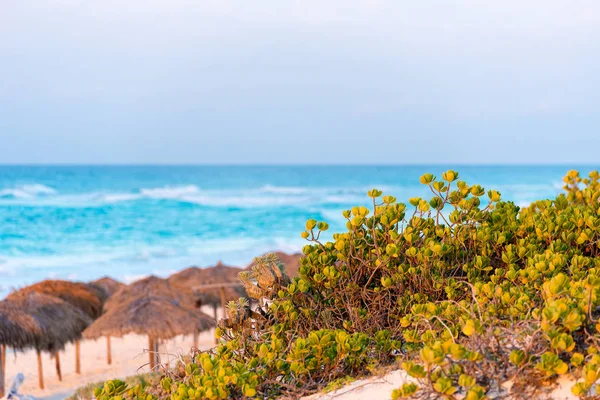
0 165 595 298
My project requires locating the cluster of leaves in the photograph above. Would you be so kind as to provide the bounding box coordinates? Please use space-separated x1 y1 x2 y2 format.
94 169 600 399
67 373 160 400
93 379 158 400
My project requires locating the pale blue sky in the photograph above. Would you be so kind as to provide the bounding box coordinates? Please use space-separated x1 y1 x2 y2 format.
1 0 599 164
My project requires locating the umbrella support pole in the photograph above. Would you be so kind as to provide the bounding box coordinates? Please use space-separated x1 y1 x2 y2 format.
215 286 227 344
148 336 155 370
106 337 112 365
213 304 219 344
193 329 198 349
219 286 226 318
55 351 62 381
219 286 227 344
155 340 159 367
37 350 44 389
75 339 81 374
0 344 5 398
1 344 5 375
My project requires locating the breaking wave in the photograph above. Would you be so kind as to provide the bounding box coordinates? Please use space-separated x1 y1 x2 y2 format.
0 184 57 199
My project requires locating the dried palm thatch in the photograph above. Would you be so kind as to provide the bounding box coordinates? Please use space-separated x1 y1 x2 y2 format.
103 276 199 312
8 280 103 319
246 251 302 277
83 296 215 340
88 277 125 302
0 300 42 350
5 292 92 352
168 262 246 306
169 261 243 286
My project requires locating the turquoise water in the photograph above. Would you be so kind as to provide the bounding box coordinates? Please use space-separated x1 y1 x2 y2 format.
0 165 595 297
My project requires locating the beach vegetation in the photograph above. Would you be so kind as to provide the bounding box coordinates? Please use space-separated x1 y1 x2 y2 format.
94 169 600 399
66 373 160 400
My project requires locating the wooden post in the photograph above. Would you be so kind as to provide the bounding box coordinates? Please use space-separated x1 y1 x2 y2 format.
106 336 112 365
148 336 155 370
154 339 160 368
54 351 62 381
193 329 199 349
75 339 81 374
0 344 5 398
220 287 226 318
213 303 219 344
37 350 44 390
1 345 5 374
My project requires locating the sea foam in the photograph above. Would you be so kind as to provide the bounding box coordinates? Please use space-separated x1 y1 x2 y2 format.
259 185 308 194
0 183 57 199
140 184 202 198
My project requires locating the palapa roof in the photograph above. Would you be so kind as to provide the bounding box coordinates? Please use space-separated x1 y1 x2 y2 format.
170 261 242 284
88 277 125 302
8 279 103 319
103 275 198 312
0 300 42 350
246 251 302 277
5 292 92 352
168 262 246 305
83 296 215 340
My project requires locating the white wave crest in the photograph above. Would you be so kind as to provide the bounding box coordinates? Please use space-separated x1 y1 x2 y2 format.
180 194 309 207
0 184 57 199
140 185 201 199
0 183 443 208
259 185 308 194
101 193 142 203
137 185 309 207
322 195 367 204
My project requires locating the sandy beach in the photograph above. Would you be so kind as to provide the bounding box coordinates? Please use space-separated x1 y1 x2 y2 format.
3 307 222 400
304 370 578 400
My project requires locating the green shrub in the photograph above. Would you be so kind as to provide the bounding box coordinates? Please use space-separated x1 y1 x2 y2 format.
68 373 160 400
97 170 600 399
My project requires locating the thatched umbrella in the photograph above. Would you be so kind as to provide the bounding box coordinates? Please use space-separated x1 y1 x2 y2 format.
104 276 198 312
168 262 247 345
88 277 125 303
0 301 42 350
8 280 103 319
83 296 214 370
247 251 302 277
8 279 103 375
100 276 200 363
169 261 246 308
4 292 91 389
0 301 44 397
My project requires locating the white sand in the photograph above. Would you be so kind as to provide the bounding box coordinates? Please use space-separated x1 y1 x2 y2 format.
303 369 412 400
3 307 221 400
305 369 580 400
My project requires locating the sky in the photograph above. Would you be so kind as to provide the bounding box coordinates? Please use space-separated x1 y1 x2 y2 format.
1 0 599 165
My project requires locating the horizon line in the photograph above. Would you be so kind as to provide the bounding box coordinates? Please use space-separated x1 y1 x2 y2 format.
0 162 599 167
